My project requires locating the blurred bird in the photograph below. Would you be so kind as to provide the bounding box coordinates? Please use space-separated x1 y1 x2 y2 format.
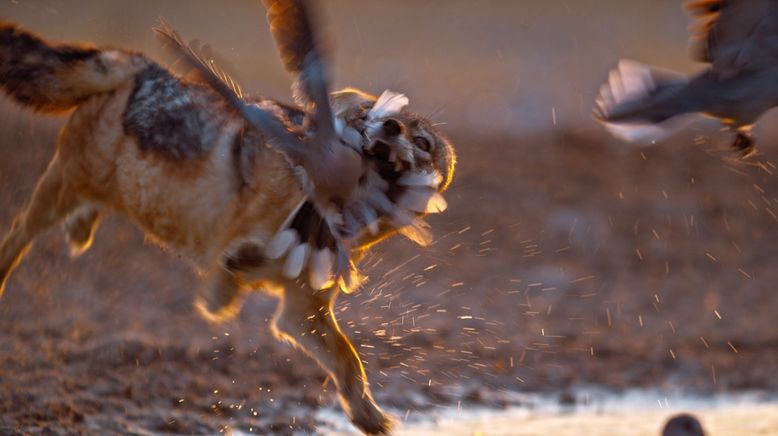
595 0 778 158
155 0 452 292
662 413 706 436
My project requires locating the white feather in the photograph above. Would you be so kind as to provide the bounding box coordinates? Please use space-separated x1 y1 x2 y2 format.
617 59 655 98
363 183 393 213
266 229 297 259
397 188 434 213
397 171 442 187
309 249 334 290
341 125 363 148
368 90 409 119
367 168 390 191
597 59 696 144
597 60 658 118
283 243 309 279
357 204 379 235
608 69 627 103
391 208 415 228
399 219 433 246
602 115 698 144
426 192 448 213
334 117 345 136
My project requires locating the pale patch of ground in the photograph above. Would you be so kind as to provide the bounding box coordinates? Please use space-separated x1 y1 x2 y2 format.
318 390 778 436
394 404 778 436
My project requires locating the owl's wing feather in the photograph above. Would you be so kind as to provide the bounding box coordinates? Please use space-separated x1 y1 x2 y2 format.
685 0 778 71
154 18 310 163
263 0 335 140
154 19 244 99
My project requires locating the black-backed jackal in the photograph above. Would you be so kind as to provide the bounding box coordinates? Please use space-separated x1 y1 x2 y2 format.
0 10 454 434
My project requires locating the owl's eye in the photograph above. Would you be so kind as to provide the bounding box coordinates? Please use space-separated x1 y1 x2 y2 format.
413 136 431 152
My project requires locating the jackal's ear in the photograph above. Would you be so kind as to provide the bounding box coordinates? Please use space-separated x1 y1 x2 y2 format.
329 87 376 118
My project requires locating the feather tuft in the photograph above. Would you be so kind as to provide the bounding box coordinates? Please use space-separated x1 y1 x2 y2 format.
309 248 334 290
266 229 297 259
368 90 409 119
426 192 448 213
397 171 443 188
283 243 309 279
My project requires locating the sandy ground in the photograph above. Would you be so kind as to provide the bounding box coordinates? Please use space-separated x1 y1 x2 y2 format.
393 402 778 436
314 390 778 435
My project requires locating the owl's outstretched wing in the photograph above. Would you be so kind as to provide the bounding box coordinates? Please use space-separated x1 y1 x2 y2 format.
153 18 311 164
153 18 357 290
155 9 449 293
263 0 335 140
154 19 244 101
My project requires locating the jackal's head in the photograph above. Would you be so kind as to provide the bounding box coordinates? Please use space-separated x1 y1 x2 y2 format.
331 88 455 193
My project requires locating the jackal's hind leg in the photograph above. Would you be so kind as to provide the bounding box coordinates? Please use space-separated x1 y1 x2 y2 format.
272 284 392 435
64 204 102 257
1 156 79 297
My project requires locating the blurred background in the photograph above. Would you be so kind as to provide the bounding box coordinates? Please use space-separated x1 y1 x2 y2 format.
2 1 778 434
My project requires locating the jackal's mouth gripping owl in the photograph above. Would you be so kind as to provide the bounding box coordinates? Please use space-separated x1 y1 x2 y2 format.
156 7 456 292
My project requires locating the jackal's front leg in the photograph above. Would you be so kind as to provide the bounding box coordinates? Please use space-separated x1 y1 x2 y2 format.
272 283 391 435
195 266 243 323
194 243 270 322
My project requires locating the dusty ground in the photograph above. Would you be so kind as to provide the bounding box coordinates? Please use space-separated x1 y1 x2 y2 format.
391 399 778 436
2 96 778 435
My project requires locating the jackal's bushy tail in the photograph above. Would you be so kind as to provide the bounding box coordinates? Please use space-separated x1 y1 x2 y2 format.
0 21 145 113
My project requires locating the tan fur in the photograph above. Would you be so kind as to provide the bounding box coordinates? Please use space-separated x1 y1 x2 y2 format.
0 22 455 435
0 80 389 432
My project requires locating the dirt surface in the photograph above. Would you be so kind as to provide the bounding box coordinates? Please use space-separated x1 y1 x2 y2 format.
2 97 778 434
392 398 778 436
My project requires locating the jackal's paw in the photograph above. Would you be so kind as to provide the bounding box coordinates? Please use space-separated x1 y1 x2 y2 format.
67 237 94 258
64 208 100 258
349 401 393 435
65 223 96 258
194 295 242 324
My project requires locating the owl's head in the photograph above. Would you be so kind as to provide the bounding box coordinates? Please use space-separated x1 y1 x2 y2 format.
330 88 455 193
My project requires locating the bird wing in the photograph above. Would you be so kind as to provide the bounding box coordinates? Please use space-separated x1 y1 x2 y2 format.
686 0 778 71
263 0 335 140
155 19 357 290
154 19 244 100
155 10 449 293
154 18 311 163
267 86 449 292
269 149 448 293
